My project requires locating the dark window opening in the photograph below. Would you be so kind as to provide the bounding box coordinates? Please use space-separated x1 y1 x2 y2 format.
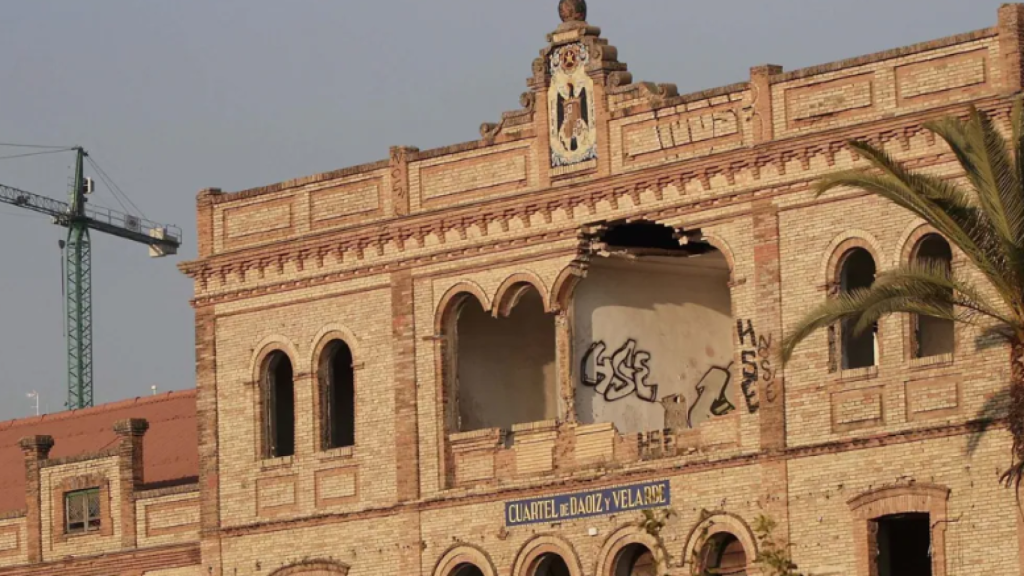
840 248 877 369
914 234 954 358
614 544 657 576
264 352 295 458
452 564 484 576
533 553 572 576
65 488 101 535
698 533 748 575
319 340 355 449
873 513 932 576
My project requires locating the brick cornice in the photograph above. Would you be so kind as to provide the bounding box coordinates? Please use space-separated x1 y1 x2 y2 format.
181 96 1016 304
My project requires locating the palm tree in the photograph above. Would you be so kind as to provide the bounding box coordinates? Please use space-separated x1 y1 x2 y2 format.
780 100 1024 491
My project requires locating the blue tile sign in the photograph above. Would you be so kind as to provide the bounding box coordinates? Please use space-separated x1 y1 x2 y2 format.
504 480 670 527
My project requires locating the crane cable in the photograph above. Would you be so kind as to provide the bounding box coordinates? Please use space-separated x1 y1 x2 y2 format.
0 148 75 161
0 142 70 149
85 156 148 220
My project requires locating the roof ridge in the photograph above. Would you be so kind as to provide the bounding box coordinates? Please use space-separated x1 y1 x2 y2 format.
0 389 196 431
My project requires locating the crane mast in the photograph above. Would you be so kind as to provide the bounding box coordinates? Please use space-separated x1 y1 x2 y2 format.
66 149 93 409
0 147 181 410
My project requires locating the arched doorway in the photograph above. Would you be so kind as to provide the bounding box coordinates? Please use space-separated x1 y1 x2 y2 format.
531 553 572 576
613 544 657 576
697 533 748 575
452 564 485 576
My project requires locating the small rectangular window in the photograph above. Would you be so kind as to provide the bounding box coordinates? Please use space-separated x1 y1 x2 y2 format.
65 488 101 535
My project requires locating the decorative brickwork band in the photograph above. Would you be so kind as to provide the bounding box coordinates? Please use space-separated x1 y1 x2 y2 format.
18 435 53 564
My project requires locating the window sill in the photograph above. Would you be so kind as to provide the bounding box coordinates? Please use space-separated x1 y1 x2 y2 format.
260 455 294 471
908 352 954 371
317 446 355 462
838 365 878 382
63 528 104 541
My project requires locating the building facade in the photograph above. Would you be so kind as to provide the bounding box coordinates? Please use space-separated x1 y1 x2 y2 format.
3 2 1024 575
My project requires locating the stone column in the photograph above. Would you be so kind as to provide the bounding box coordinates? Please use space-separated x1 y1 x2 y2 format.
114 418 149 549
19 435 54 564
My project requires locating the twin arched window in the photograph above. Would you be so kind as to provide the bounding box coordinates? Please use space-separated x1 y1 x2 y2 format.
261 340 355 460
834 233 954 370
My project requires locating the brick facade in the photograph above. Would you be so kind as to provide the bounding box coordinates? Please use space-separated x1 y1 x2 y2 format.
3 3 1024 575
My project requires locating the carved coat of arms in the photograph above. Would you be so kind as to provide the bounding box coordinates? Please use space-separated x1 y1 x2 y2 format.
548 43 597 168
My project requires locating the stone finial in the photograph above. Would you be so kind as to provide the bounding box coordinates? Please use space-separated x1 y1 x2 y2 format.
18 435 54 459
558 0 587 22
113 418 150 437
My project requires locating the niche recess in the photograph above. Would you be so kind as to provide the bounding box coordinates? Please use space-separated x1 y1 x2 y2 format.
574 221 735 434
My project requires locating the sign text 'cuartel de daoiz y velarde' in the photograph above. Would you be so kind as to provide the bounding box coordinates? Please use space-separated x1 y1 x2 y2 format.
504 480 670 527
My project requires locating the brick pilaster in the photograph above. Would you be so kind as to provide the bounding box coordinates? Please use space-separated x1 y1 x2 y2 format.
999 4 1024 93
114 418 149 549
396 510 423 576
195 188 221 259
752 201 786 451
19 435 53 564
389 147 417 217
391 270 421 501
750 65 783 144
194 304 223 576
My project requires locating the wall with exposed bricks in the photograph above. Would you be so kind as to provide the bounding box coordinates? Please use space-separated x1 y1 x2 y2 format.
4 3 1022 576
171 5 1024 575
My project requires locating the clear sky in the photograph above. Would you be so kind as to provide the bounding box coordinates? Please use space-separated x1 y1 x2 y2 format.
0 0 1010 420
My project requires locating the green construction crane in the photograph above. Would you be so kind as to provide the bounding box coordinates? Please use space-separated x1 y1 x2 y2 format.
0 147 181 409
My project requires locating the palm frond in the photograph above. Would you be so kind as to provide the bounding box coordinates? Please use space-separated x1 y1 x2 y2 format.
813 143 1021 308
779 262 1015 365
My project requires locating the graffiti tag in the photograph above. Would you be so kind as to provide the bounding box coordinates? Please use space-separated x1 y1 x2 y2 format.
581 339 659 402
738 320 777 411
661 364 736 429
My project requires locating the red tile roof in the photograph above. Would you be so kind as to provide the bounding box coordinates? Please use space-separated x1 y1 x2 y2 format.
0 390 198 514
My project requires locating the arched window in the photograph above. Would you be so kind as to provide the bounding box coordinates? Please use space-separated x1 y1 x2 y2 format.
453 287 557 431
913 234 954 358
263 351 295 458
613 544 656 576
531 553 571 576
697 533 749 575
318 340 355 450
839 248 878 369
452 564 485 576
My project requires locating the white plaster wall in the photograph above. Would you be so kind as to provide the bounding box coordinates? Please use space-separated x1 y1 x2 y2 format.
573 254 734 434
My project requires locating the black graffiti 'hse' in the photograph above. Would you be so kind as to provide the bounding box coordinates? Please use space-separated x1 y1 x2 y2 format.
581 339 658 402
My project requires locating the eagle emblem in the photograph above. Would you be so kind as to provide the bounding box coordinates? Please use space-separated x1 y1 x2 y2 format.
548 43 597 168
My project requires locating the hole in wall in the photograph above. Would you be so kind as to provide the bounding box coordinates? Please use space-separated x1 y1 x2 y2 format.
575 221 736 434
